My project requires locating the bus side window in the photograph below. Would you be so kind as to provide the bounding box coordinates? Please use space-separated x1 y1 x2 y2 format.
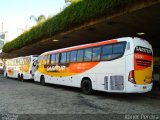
55 54 59 64
19 59 22 65
77 49 84 62
46 55 50 65
112 42 126 59
25 57 31 64
51 54 56 65
22 58 24 65
92 47 101 61
70 51 77 62
66 52 70 63
23 58 27 64
101 45 112 61
16 59 19 65
84 48 92 62
42 55 48 65
60 52 67 63
37 56 43 68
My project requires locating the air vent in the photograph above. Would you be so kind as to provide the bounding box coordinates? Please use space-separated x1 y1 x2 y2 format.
104 76 108 90
110 75 124 90
136 59 151 67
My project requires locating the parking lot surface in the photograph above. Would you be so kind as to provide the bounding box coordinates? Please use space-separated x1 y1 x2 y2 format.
0 75 160 119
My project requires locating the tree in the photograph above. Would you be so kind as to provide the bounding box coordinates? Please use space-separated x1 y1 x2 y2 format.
30 14 46 23
65 0 81 3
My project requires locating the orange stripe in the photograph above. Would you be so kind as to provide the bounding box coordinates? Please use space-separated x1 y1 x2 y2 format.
67 62 99 73
134 53 153 70
38 62 99 77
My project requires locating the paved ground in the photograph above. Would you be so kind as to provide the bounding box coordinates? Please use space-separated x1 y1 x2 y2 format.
0 75 160 120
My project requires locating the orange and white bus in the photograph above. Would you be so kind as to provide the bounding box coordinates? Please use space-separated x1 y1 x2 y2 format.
34 37 153 94
4 55 38 81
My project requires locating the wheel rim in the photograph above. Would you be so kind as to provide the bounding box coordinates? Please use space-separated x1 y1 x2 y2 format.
83 82 90 92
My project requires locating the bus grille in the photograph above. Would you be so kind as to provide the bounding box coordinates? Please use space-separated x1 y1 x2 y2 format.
136 59 152 67
110 76 124 90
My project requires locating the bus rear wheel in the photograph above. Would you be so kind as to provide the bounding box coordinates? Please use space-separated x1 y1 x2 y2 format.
18 74 21 81
21 74 24 82
40 76 45 86
6 73 8 78
81 79 93 95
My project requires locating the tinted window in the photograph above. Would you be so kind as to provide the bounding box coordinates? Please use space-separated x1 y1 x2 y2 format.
84 48 92 62
26 57 31 64
42 55 50 65
46 55 50 64
38 55 43 64
13 59 16 66
77 50 84 62
19 59 22 65
61 53 67 63
66 52 70 63
21 58 24 65
113 43 125 54
92 47 101 61
42 55 48 65
51 54 56 64
101 45 112 60
70 51 77 62
101 42 126 61
55 54 59 64
112 42 125 59
16 59 19 65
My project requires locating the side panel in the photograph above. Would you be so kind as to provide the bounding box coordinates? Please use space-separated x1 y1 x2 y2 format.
95 57 126 92
36 62 99 87
6 66 19 78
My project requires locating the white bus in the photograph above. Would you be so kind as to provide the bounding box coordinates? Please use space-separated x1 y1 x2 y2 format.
4 55 38 81
0 59 4 74
34 37 153 94
0 59 3 70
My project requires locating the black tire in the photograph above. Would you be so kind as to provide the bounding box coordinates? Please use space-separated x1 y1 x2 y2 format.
6 73 8 78
18 74 21 81
40 76 45 86
81 79 93 95
21 74 24 82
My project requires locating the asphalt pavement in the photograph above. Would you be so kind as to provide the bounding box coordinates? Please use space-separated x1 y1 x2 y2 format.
0 74 160 120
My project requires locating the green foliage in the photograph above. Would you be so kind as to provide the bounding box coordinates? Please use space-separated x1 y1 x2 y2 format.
3 0 136 53
65 0 81 3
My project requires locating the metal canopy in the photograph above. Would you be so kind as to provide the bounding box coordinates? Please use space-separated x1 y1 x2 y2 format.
1 2 160 58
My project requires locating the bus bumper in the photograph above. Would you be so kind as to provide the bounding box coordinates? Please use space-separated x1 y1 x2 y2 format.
126 83 153 93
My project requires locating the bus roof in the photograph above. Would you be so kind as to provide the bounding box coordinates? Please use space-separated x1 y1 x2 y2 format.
42 39 118 55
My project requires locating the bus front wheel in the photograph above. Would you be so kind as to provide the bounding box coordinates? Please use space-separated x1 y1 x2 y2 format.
81 79 93 95
40 76 45 86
